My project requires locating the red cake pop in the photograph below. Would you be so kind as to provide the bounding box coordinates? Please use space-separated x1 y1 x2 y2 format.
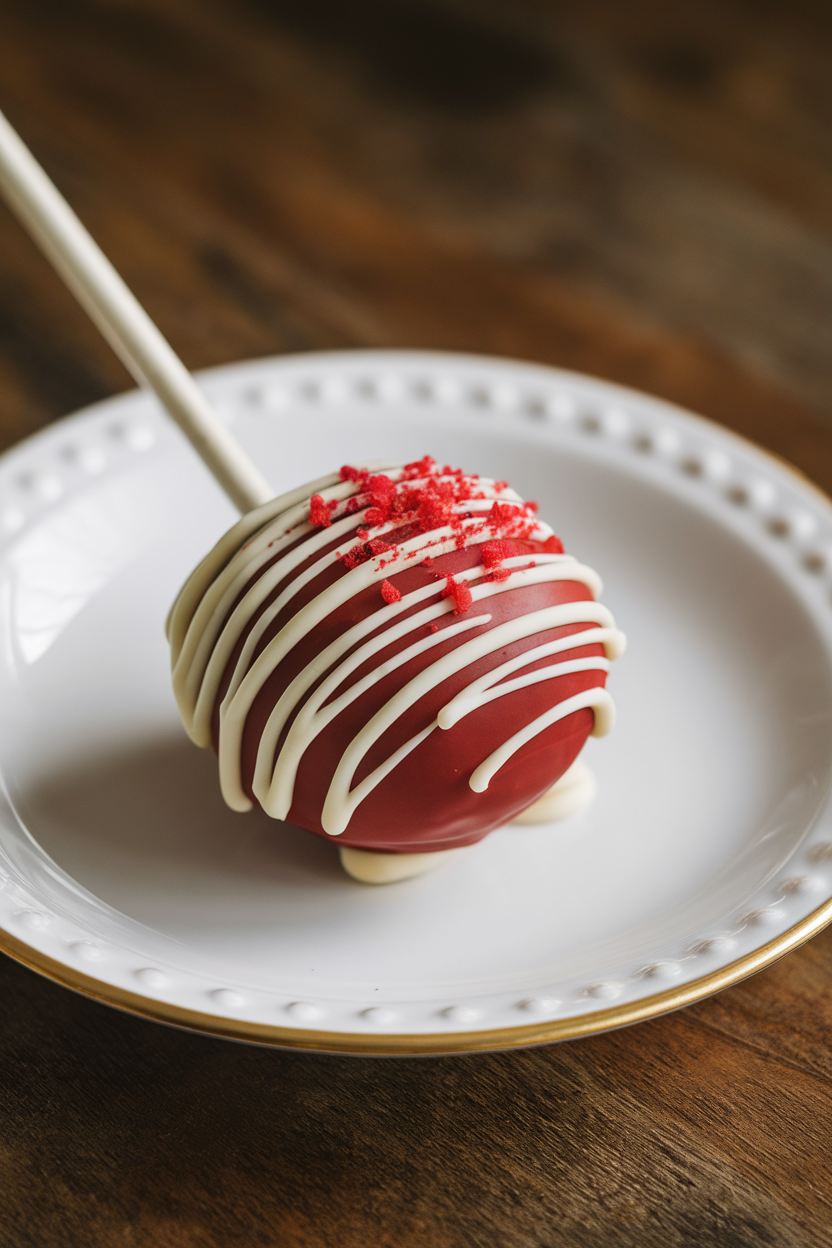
168 458 625 882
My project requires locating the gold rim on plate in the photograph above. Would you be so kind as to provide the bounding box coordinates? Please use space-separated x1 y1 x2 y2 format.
3 893 831 1055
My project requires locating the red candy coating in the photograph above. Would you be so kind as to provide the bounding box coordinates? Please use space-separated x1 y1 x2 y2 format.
200 459 614 855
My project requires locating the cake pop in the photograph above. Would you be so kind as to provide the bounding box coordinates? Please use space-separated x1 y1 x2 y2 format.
168 457 625 882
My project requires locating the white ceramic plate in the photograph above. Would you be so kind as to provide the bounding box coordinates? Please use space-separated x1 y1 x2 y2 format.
1 349 831 1054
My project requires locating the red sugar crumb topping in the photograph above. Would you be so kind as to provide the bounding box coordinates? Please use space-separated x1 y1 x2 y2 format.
441 575 473 615
340 536 395 571
480 539 512 581
380 579 401 605
309 494 334 528
481 540 511 568
540 534 564 554
335 456 558 572
487 501 516 528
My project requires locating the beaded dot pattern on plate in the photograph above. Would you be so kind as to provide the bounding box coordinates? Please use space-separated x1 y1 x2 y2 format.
1 354 832 1038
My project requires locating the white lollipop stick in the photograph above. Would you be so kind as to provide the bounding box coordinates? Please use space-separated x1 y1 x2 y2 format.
0 110 273 514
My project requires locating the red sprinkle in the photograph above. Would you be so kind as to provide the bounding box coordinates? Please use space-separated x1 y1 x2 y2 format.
334 458 549 570
309 494 332 528
340 536 395 570
381 579 401 604
481 540 511 569
441 575 473 615
541 534 564 554
488 501 515 528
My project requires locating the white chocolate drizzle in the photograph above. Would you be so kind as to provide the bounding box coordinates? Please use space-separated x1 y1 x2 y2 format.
169 465 625 835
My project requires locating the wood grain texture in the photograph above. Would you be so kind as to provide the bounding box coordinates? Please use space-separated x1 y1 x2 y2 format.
0 0 831 1244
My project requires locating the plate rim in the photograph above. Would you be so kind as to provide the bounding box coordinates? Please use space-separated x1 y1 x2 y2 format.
2 345 832 1054
3 897 830 1053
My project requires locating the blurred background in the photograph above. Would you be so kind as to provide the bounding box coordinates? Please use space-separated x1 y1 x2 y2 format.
0 0 831 464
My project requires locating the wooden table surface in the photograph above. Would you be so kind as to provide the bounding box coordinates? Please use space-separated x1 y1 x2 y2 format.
1 1 832 1243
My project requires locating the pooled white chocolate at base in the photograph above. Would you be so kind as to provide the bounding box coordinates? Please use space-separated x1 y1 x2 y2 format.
338 758 596 884
339 845 456 885
510 757 596 824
